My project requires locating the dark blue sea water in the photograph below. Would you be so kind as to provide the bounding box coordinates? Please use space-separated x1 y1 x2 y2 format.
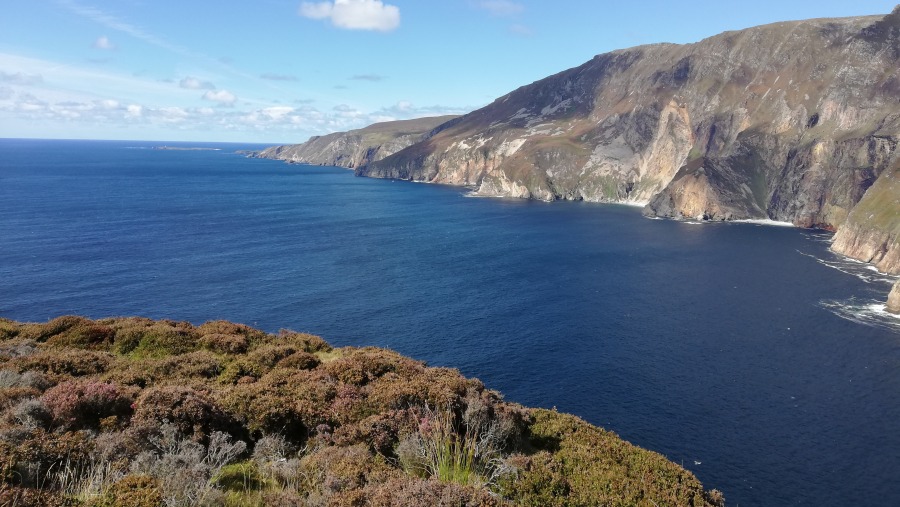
2 138 899 506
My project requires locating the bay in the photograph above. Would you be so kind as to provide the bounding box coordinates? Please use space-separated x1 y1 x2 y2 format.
1 138 899 506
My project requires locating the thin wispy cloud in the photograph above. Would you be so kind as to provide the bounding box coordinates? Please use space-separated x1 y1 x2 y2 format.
299 0 400 32
0 71 44 86
350 74 386 82
260 73 298 82
59 0 201 59
476 0 524 17
92 35 115 50
180 76 216 90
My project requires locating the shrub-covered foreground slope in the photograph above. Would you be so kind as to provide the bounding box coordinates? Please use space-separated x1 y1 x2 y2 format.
0 316 723 507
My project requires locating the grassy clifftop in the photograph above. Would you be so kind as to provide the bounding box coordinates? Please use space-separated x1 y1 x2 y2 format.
0 316 723 506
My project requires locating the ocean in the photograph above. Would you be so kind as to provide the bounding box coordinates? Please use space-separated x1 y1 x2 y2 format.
1 138 899 506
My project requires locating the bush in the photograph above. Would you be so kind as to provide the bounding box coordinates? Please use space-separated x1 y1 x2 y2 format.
45 323 116 350
132 385 239 441
275 351 320 370
12 398 53 430
41 380 134 430
16 349 113 377
101 474 163 507
276 330 331 354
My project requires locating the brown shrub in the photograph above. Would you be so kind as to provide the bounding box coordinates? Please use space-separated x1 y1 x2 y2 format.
45 323 116 350
363 476 503 507
277 330 332 353
41 379 134 430
276 351 321 370
322 348 421 386
147 350 223 381
198 320 268 350
199 332 249 354
103 474 163 507
16 349 114 377
16 315 92 343
298 444 398 500
0 485 78 507
248 345 297 369
0 387 40 411
132 385 239 441
7 430 93 488
0 318 19 340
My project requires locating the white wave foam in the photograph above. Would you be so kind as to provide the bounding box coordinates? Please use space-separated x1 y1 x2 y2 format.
733 218 795 227
796 250 899 285
820 298 900 332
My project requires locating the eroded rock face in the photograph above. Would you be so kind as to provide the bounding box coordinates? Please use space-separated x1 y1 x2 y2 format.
253 115 459 169
887 280 900 314
359 8 900 268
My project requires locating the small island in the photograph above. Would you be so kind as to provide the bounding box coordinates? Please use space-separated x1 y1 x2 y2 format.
0 316 723 506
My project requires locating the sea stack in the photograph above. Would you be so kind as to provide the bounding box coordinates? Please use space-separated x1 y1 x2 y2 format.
887 280 900 314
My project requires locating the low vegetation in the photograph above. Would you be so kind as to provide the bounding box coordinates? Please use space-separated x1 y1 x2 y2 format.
0 316 724 506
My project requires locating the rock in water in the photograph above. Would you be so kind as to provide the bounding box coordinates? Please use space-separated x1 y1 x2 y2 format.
887 280 900 314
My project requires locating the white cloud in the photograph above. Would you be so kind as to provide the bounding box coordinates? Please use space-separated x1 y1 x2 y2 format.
0 71 43 86
202 89 237 106
299 0 400 32
93 36 115 50
180 76 216 90
477 0 524 17
126 104 143 117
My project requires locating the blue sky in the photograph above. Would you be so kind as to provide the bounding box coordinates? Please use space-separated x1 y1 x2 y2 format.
1 0 896 143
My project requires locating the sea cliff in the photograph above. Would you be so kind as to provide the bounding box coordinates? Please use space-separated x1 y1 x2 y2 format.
0 316 722 506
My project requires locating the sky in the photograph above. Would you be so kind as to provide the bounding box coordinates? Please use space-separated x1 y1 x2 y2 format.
1 0 897 144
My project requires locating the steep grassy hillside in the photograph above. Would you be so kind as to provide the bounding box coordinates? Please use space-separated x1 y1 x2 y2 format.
0 316 722 506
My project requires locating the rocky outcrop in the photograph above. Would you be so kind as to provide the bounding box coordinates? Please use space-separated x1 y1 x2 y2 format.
253 115 458 169
887 280 900 313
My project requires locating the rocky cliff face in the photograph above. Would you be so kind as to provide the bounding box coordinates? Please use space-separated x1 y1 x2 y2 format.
253 115 458 169
358 8 900 273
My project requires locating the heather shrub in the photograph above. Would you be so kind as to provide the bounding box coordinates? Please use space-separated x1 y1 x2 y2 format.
248 345 297 369
297 444 398 502
17 349 113 377
0 318 19 340
128 323 199 358
17 315 92 343
275 351 320 370
99 474 163 507
131 423 246 506
0 369 50 392
363 476 503 507
147 350 224 381
41 380 134 430
321 347 416 386
0 339 38 359
12 398 53 430
132 385 239 441
7 430 93 488
45 323 116 350
0 485 76 507
198 321 268 350
199 333 250 355
276 330 331 354
218 358 265 384
0 387 41 412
